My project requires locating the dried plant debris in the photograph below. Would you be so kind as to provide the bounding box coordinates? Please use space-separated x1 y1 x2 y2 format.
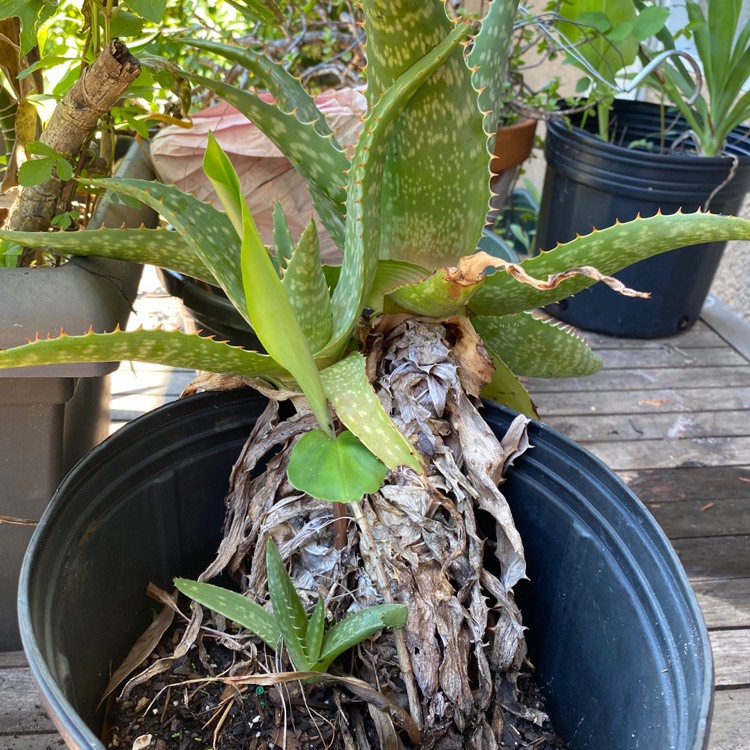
106 321 567 749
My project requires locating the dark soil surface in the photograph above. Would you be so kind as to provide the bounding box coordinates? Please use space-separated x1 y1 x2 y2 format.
104 626 567 750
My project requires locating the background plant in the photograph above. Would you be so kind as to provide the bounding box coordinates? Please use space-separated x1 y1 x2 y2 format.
637 0 750 157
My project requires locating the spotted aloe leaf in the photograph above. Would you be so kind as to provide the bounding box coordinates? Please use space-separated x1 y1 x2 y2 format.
274 203 295 271
316 603 408 672
185 38 335 140
266 538 312 671
305 599 326 667
287 429 388 504
0 227 216 286
361 0 489 268
281 220 332 354
384 251 496 316
321 21 472 360
480 347 539 420
203 133 333 435
0 328 283 378
473 313 602 378
469 212 750 317
320 353 422 473
468 0 520 139
86 177 250 322
182 69 348 250
173 578 280 651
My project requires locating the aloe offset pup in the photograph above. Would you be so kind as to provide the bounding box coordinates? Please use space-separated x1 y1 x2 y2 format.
3 0 750 745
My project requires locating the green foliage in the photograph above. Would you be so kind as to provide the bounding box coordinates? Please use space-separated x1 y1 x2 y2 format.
558 0 669 139
638 0 750 156
175 539 408 673
17 142 73 185
288 429 388 503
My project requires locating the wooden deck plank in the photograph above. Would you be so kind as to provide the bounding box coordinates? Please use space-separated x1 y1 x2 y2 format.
581 326 726 349
645 498 750 539
542 411 750 442
711 629 750 688
579 436 750 471
692 579 750 629
532 386 750 416
709 689 750 750
600 346 748 369
529 365 750 392
0 666 56 735
672 536 750 581
622 466 750 503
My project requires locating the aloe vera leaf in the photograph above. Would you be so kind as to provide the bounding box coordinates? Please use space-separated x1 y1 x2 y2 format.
316 604 408 672
181 70 347 250
174 578 280 650
321 21 472 360
320 353 422 473
361 0 489 268
0 328 284 378
274 202 295 271
281 220 332 354
287 428 388 503
305 598 326 666
185 38 335 140
364 260 430 312
86 177 252 323
468 0 520 138
480 347 539 420
320 260 429 309
469 212 750 316
0 226 217 286
204 134 333 435
384 258 488 317
266 539 312 672
473 313 602 378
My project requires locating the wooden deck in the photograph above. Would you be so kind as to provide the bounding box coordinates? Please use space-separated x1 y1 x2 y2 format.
2 268 748 748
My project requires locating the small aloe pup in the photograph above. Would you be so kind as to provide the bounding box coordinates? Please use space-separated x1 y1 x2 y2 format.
3 0 750 746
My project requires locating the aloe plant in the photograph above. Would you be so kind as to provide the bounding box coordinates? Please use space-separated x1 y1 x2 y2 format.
176 538 407 673
2 0 750 744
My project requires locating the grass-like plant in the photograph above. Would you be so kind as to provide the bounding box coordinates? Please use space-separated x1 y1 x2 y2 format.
2 0 750 744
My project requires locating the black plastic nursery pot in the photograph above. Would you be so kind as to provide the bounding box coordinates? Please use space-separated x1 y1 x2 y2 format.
19 389 712 749
537 99 750 338
157 267 263 350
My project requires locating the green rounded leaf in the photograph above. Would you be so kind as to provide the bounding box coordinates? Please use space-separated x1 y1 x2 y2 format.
287 429 387 503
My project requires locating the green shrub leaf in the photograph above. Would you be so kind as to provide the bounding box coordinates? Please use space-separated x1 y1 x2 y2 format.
287 429 387 503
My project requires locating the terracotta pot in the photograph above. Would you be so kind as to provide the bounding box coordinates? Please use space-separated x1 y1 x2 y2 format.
491 118 538 174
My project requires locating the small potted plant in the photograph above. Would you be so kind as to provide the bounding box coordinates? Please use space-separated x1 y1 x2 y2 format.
536 0 750 337
2 0 748 745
